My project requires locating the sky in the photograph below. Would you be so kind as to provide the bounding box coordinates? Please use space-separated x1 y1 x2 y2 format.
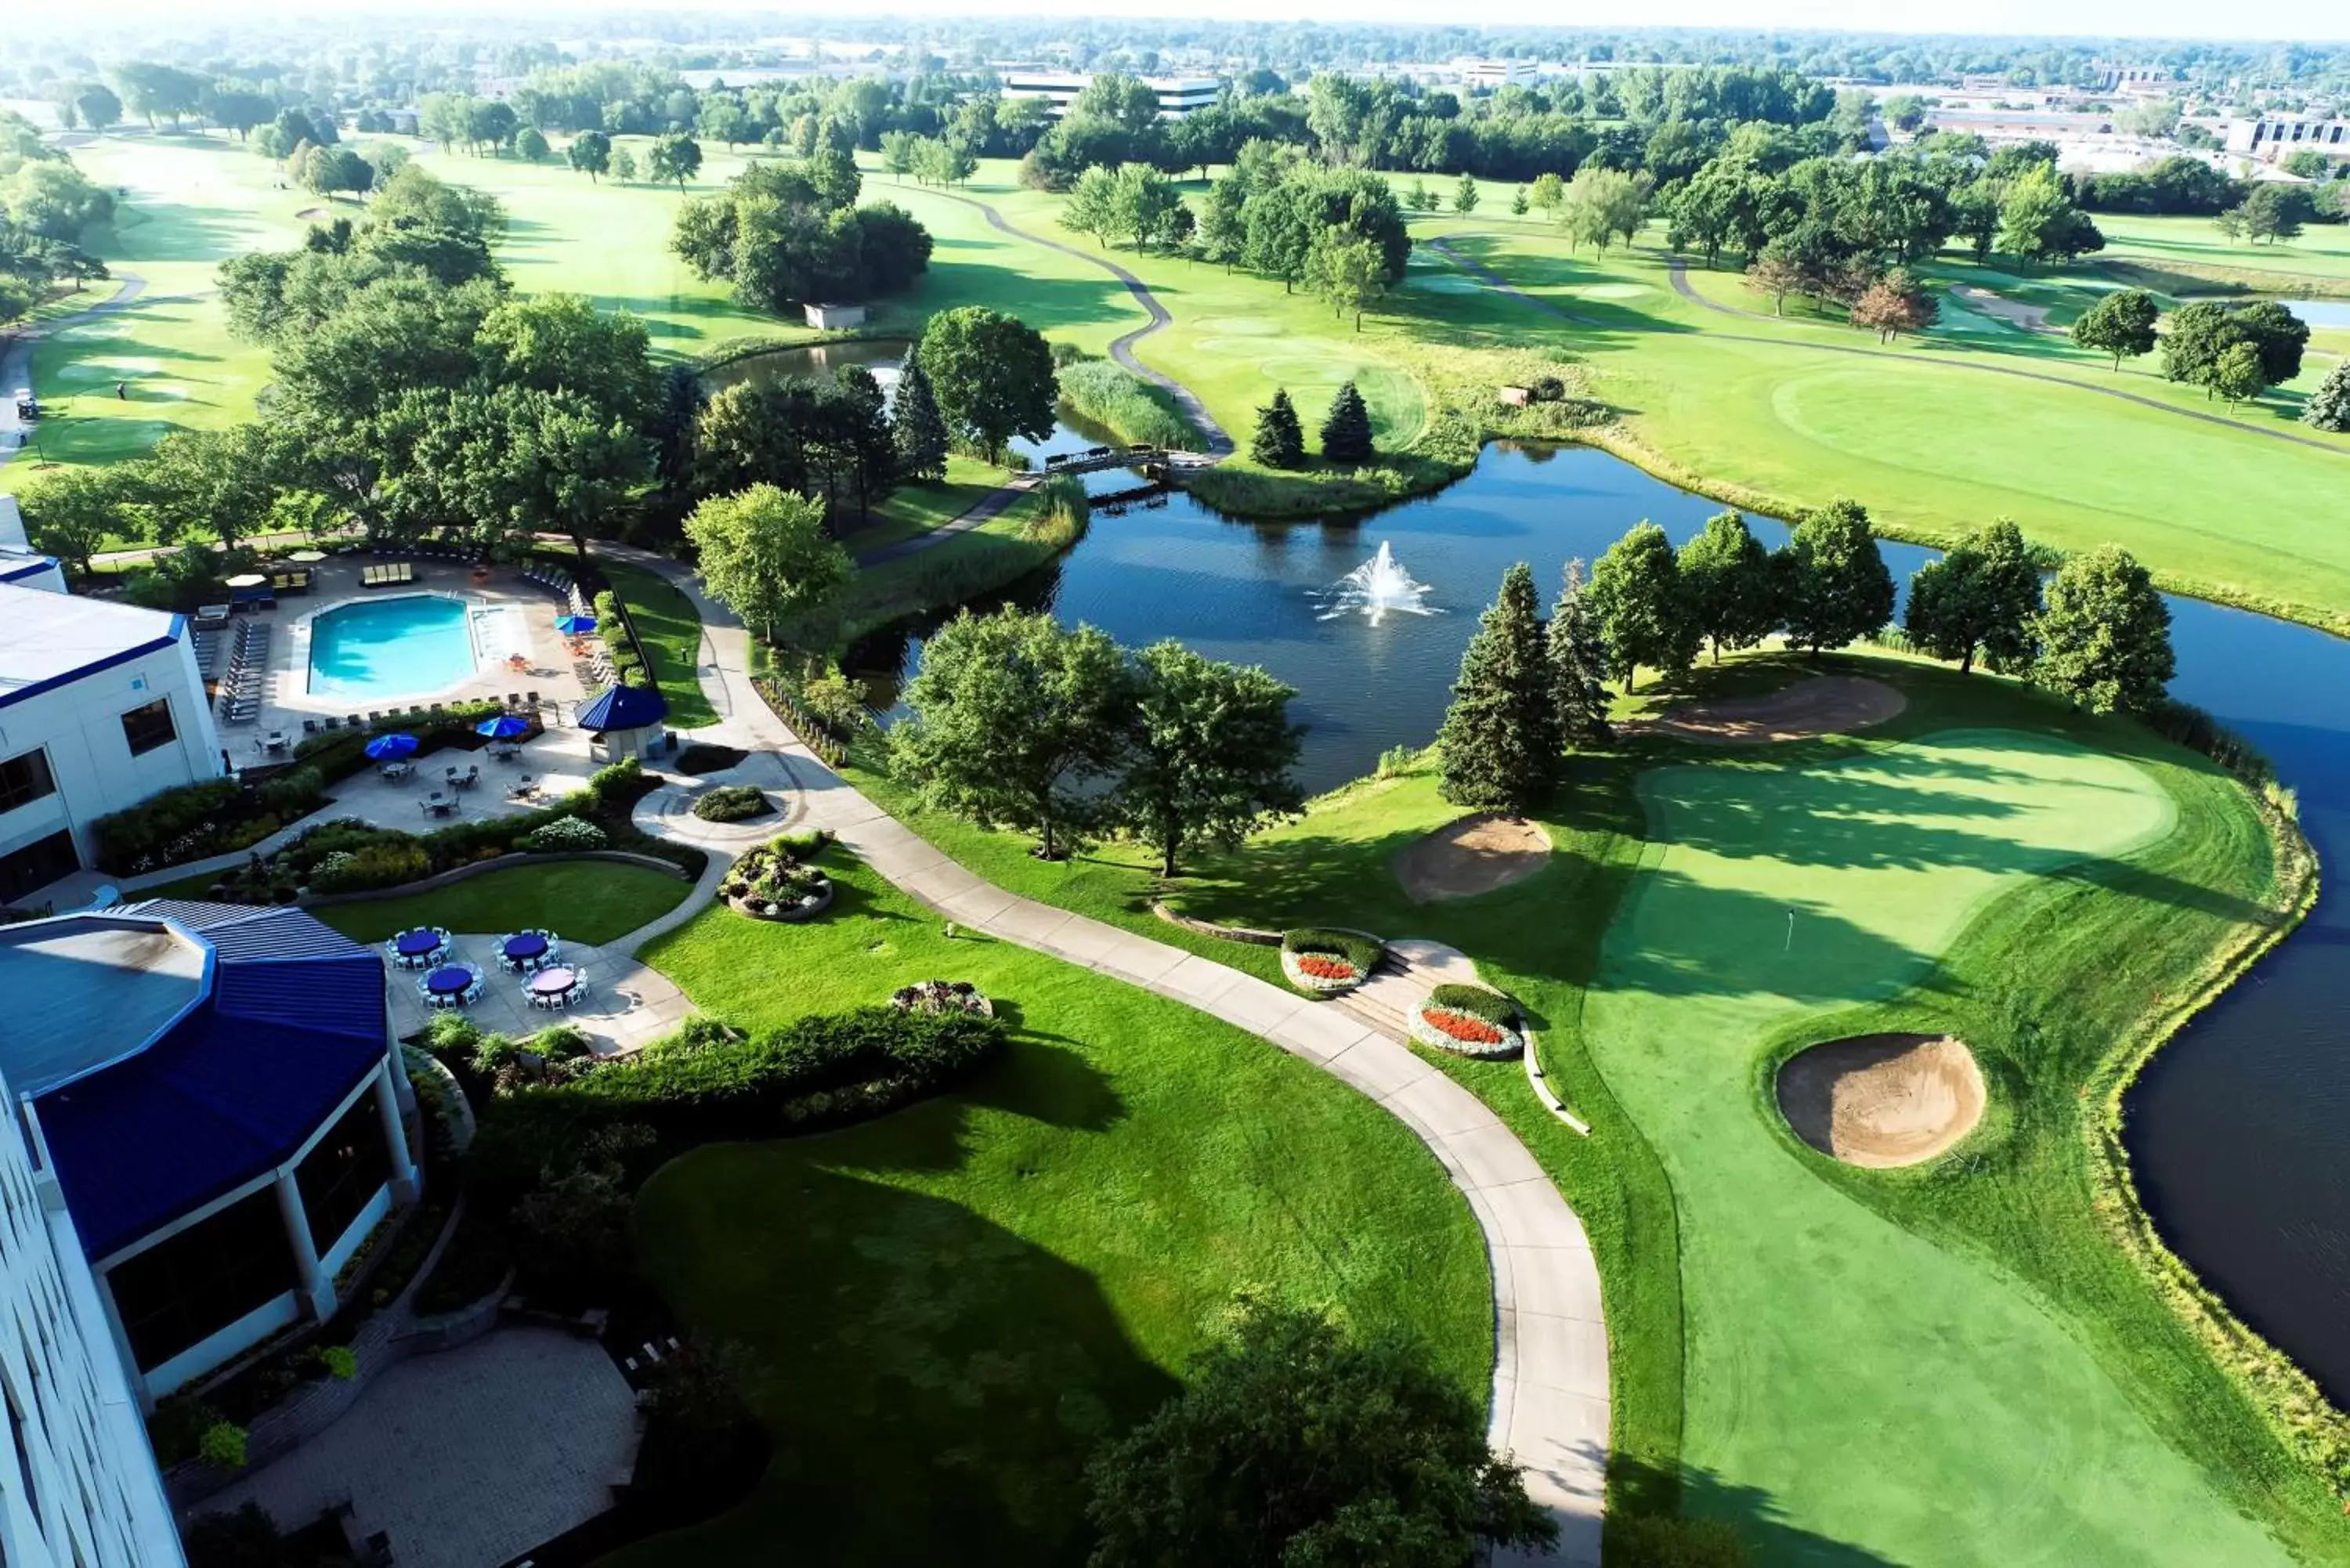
51 0 2350 45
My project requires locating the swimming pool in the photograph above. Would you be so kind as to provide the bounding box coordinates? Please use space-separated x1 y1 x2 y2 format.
307 595 530 703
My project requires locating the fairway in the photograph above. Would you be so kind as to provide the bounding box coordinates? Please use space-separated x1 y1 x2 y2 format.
1585 728 2298 1566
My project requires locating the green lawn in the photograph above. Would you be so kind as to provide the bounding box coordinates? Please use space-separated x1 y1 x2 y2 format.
842 651 2346 1562
2097 211 2350 288
609 852 1490 1566
309 861 692 945
598 558 720 728
848 452 1006 555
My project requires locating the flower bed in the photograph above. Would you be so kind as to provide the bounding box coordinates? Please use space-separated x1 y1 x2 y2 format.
720 834 834 922
1278 927 1383 996
1410 983 1525 1060
889 979 994 1017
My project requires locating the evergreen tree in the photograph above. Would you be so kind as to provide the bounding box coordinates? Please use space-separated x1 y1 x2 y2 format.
1250 388 1306 468
1453 174 1480 214
2032 544 2175 714
1777 498 1895 654
1436 562 1559 815
1586 522 1697 692
1677 511 1777 663
1548 558 1614 746
888 357 951 482
1904 518 2041 675
2302 359 2350 433
1319 381 1375 464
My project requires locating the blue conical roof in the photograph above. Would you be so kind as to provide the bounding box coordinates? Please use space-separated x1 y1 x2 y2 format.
576 682 668 732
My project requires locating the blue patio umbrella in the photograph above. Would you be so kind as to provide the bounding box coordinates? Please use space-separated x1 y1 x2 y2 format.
475 714 533 739
364 732 420 761
555 613 598 634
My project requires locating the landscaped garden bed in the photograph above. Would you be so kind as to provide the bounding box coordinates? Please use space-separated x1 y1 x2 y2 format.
719 831 834 921
888 978 993 1017
1409 984 1525 1060
693 783 773 823
1279 928 1383 996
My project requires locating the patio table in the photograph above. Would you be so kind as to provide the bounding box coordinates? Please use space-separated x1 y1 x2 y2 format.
502 933 551 966
529 966 580 1006
425 965 474 1002
393 929 443 963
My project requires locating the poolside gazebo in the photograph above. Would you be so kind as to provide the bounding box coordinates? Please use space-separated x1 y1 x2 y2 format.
575 682 669 763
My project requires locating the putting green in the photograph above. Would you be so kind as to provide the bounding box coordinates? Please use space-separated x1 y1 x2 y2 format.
1589 728 2291 1566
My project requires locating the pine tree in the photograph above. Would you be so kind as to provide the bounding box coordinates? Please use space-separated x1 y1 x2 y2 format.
1548 558 1614 746
2305 359 2350 433
1437 562 1559 815
1320 381 1375 464
1251 389 1306 468
888 358 951 482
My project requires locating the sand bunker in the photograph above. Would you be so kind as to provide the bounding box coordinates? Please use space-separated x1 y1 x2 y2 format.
1776 1035 1985 1169
1636 675 1905 745
1394 813 1553 904
296 206 331 219
1950 284 2054 334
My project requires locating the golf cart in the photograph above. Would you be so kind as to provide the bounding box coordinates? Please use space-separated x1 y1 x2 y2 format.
9 388 36 421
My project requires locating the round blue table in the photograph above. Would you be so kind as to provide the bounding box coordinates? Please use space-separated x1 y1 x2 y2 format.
424 965 472 1000
502 933 550 965
394 929 442 960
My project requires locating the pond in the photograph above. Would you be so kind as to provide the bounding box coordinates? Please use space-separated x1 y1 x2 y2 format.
2274 298 2350 330
837 435 2350 1405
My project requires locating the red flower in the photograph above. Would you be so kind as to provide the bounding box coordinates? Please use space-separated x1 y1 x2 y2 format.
1296 954 1357 981
1421 1008 1506 1046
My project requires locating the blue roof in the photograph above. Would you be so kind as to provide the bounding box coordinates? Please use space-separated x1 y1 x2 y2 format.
25 903 390 1261
576 682 667 732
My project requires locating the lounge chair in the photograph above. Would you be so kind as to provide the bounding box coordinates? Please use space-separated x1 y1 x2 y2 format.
302 719 319 736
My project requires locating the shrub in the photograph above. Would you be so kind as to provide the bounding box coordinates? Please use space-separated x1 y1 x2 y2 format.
1527 374 1567 403
522 815 609 851
197 1422 248 1470
800 672 869 738
675 742 749 775
92 778 242 873
255 765 325 816
423 1011 482 1056
1427 983 1517 1026
1284 928 1385 977
1374 744 1419 779
309 839 431 894
317 1346 358 1382
693 785 772 823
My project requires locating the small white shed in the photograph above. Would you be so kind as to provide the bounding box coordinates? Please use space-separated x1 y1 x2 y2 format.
803 302 869 330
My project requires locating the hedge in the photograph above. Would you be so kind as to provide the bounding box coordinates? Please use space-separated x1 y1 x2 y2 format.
1426 983 1517 1026
1283 928 1386 977
692 785 771 823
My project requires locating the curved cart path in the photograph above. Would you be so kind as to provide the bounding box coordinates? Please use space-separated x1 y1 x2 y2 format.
920 188 1235 458
1422 237 2349 458
0 273 148 470
606 545 1606 1566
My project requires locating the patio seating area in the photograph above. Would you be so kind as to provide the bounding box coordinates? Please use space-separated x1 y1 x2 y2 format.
320 728 601 833
381 934 691 1053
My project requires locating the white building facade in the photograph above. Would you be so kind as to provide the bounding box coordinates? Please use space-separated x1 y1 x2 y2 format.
999 70 1222 119
0 587 223 900
2226 115 2350 162
0 1064 186 1568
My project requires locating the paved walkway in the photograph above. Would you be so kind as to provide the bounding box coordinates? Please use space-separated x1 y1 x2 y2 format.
612 547 1607 1563
1 273 148 469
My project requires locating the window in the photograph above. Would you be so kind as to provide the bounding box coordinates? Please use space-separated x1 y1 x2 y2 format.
104 1190 297 1370
118 699 176 758
0 831 78 904
295 1094 392 1259
0 749 55 814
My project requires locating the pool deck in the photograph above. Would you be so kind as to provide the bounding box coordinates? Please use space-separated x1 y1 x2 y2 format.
212 559 598 768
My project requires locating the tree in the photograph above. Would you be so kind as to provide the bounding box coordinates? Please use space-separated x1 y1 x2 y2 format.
17 467 125 578
1996 164 2101 264
475 291 658 429
648 132 703 190
1307 231 1388 331
1744 243 1806 316
1777 498 1894 654
1452 173 1480 214
1587 522 1695 692
1848 267 1938 343
1436 563 1560 815
2070 288 2159 370
880 129 919 182
71 83 122 135
891 607 1130 861
611 146 638 184
567 129 612 182
140 426 285 554
1084 1299 1556 1568
2303 359 2350 433
1061 164 1122 247
1558 166 1648 251
683 484 851 646
1509 188 1530 217
888 358 951 481
1678 511 1777 663
1903 518 2041 675
1111 163 1184 251
916 306 1057 461
1528 172 1566 214
1548 558 1614 746
1112 641 1305 876
2211 341 2268 403
1319 381 1375 464
2161 301 2306 399
514 127 551 163
805 143 862 209
2031 544 2174 714
1250 388 1304 468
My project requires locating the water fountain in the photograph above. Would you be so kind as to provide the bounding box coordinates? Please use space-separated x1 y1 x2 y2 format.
1318 541 1437 626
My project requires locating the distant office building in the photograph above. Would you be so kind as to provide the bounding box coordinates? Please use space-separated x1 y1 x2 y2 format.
999 70 1221 119
0 1052 185 1567
0 587 223 901
2091 62 2172 94
1452 57 1537 91
2226 114 2350 162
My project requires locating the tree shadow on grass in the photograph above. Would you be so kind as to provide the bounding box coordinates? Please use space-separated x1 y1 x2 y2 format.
1610 1459 1901 1568
627 1039 1159 1567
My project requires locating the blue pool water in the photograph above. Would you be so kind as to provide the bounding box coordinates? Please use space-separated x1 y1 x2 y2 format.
307 595 477 702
